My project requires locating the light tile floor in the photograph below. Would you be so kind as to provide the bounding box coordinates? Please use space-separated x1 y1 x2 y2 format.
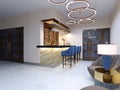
0 61 94 90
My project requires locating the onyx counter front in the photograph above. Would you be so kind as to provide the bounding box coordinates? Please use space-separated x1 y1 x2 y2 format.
36 45 69 67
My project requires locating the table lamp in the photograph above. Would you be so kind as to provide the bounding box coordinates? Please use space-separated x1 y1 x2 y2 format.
97 44 117 72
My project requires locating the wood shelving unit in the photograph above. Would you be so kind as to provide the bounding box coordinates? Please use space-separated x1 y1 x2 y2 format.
44 28 59 45
42 18 69 46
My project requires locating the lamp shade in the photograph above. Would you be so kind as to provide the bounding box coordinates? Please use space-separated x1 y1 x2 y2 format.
97 44 117 55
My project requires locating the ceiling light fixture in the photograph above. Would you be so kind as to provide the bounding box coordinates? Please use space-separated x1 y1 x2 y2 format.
48 0 97 24
66 20 76 24
66 0 89 11
68 7 97 20
78 18 95 24
48 0 68 5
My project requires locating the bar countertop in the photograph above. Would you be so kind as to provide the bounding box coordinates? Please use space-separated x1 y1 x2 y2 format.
36 45 70 48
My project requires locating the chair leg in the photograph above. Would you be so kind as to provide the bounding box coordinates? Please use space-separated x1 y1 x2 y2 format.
76 54 78 62
65 56 67 66
73 54 76 64
62 56 65 68
69 56 72 68
62 56 67 68
79 53 81 60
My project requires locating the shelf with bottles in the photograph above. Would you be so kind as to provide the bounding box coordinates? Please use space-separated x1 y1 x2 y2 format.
44 29 59 45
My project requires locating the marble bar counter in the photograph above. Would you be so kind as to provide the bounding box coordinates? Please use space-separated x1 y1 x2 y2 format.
36 45 70 67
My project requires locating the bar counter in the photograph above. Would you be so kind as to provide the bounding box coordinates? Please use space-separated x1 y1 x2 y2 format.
37 45 70 67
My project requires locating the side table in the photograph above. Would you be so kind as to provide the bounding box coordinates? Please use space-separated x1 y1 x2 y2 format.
94 68 120 90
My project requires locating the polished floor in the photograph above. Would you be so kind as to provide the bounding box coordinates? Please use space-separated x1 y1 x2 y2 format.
0 61 94 90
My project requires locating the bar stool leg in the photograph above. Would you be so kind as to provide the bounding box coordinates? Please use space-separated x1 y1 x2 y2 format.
76 54 78 62
79 53 81 60
69 56 72 68
73 54 76 64
62 56 65 68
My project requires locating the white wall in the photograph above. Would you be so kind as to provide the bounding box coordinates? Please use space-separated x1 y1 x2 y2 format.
0 7 112 62
64 17 111 58
0 8 68 63
111 1 120 53
65 17 110 45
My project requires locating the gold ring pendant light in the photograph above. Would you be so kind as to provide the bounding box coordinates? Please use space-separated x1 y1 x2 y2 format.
66 0 90 24
66 20 76 24
66 0 89 11
48 0 97 24
68 7 97 20
48 0 68 5
78 18 95 24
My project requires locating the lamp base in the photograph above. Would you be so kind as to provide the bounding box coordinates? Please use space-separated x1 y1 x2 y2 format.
102 55 111 71
103 72 112 83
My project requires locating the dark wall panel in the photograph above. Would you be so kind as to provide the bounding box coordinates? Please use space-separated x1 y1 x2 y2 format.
0 27 24 63
83 28 110 61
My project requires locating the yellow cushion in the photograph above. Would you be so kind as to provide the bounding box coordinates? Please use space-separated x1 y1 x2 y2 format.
110 69 120 84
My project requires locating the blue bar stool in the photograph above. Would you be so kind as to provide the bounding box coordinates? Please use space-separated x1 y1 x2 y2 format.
61 46 76 68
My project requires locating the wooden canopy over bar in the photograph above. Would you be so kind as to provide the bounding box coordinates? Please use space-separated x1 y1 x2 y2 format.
42 18 70 33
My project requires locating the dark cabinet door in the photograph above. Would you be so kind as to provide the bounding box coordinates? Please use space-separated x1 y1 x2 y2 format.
0 27 23 63
83 28 110 61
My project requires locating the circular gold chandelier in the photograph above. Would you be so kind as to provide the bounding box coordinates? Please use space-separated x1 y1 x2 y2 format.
48 0 68 5
67 7 97 20
48 0 97 24
66 0 89 11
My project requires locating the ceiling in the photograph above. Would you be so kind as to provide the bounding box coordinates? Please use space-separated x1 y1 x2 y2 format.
0 0 118 20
